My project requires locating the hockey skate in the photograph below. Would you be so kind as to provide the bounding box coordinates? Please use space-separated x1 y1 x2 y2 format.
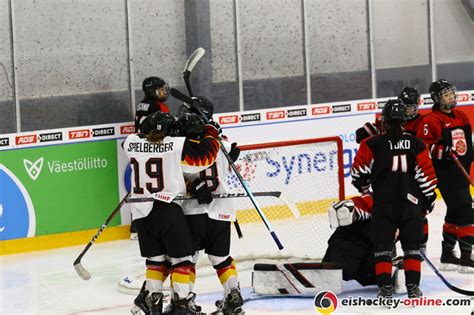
458 252 474 273
173 292 202 315
439 243 460 271
406 284 423 299
131 281 163 315
377 285 393 308
210 288 244 315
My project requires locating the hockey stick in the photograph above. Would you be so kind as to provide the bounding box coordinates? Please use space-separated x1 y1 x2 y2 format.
183 47 205 97
126 191 299 218
419 251 474 296
171 88 285 249
450 151 474 186
73 192 130 280
181 47 249 239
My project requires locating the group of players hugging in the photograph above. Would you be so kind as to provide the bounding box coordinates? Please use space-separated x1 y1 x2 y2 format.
123 75 472 314
125 76 244 315
325 79 473 301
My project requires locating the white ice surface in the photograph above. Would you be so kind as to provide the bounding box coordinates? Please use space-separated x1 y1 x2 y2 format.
0 201 473 315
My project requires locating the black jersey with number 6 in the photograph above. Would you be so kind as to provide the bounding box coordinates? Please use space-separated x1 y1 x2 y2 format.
351 134 437 207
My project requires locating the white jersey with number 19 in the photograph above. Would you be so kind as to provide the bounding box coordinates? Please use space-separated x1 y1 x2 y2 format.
124 132 220 220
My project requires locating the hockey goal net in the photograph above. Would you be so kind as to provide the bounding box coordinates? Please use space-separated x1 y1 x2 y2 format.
118 137 344 294
221 137 344 264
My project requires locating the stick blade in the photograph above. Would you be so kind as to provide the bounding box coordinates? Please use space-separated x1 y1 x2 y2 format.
184 47 205 73
278 193 300 219
74 262 91 280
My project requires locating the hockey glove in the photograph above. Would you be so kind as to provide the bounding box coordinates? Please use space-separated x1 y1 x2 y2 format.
204 121 222 138
328 200 355 229
189 178 213 204
423 192 437 215
429 144 452 160
229 142 241 162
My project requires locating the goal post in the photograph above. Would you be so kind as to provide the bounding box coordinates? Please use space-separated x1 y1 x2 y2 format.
223 136 345 263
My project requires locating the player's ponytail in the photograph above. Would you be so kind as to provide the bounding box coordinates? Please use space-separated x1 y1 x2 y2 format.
385 120 404 143
147 130 165 143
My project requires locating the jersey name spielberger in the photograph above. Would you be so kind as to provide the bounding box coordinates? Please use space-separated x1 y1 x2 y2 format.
127 141 174 153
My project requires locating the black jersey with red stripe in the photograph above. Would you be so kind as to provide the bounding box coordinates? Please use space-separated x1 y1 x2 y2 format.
352 133 437 207
135 98 170 132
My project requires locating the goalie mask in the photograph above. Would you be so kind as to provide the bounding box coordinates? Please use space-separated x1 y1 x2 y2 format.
142 76 170 101
140 111 178 136
398 86 420 120
429 79 457 110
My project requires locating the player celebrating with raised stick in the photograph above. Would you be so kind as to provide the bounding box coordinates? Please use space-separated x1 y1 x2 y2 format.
352 99 437 302
178 97 244 315
417 79 473 273
124 111 220 315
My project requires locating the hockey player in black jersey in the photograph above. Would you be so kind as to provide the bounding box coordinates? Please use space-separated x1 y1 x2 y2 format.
352 99 438 301
135 77 171 132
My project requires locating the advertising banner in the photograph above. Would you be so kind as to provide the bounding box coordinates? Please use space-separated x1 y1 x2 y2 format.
0 140 119 240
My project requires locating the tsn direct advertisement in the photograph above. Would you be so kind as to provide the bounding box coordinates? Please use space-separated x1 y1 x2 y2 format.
0 92 473 240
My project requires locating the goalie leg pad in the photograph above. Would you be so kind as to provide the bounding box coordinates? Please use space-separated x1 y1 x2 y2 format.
252 262 343 296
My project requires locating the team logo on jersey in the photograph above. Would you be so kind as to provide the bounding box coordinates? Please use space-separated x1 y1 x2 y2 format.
314 290 338 314
23 158 44 180
451 129 467 156
0 164 36 240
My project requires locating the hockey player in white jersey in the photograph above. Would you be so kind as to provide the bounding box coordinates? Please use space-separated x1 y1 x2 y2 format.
124 111 220 315
178 97 245 315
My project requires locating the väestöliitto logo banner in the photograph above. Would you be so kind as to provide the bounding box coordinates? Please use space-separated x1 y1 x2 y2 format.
23 157 108 180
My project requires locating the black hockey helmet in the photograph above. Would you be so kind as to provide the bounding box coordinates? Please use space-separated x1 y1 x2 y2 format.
192 96 214 120
429 79 457 110
382 99 407 123
142 76 170 101
140 111 178 136
177 112 206 138
398 86 420 120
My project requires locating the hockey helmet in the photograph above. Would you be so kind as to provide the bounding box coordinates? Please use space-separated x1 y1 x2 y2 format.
177 112 206 138
142 76 170 101
140 111 178 136
398 86 420 120
382 99 407 123
429 79 457 110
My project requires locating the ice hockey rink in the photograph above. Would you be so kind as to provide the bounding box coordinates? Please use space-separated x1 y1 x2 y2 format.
0 201 473 315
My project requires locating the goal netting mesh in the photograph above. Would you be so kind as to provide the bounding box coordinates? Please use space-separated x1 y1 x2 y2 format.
118 137 344 294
